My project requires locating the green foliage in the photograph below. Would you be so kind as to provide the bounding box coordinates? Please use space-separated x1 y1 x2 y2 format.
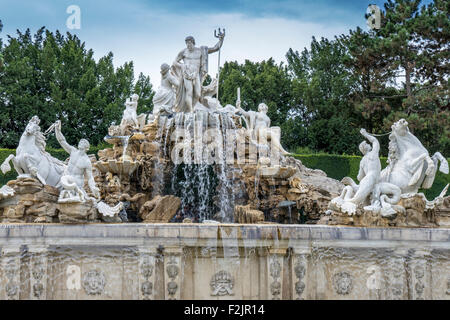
294 154 450 199
219 59 305 149
0 28 154 149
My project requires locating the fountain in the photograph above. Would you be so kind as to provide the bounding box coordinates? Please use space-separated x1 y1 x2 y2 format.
0 31 448 300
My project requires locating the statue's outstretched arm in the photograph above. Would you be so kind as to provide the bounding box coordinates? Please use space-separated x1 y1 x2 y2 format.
208 37 224 54
236 101 249 117
55 121 76 154
361 129 380 154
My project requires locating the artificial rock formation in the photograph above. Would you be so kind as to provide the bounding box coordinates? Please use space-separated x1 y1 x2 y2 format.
0 178 59 223
234 205 264 224
139 195 181 223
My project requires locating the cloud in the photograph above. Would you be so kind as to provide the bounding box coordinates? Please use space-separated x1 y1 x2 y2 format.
4 0 433 88
81 11 351 87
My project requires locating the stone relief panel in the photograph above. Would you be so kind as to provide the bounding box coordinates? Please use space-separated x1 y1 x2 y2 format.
332 272 353 295
210 270 234 296
2 249 21 300
82 270 106 295
139 252 156 300
30 253 47 300
164 254 181 300
293 256 307 299
269 255 283 300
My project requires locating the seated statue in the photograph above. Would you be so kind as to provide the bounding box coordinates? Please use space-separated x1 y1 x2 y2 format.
54 120 100 203
237 101 289 156
153 63 179 117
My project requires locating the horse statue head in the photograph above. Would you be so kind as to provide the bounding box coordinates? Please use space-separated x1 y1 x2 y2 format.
24 116 41 136
22 116 47 153
391 118 409 137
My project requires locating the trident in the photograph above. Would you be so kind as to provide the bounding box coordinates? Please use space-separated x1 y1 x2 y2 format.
214 28 225 99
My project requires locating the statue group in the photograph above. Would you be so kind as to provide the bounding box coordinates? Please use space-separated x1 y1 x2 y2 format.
330 119 448 219
0 31 448 226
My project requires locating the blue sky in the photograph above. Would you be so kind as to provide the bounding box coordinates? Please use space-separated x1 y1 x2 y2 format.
0 0 433 86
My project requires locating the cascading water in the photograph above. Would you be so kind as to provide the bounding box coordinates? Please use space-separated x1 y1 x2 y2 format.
159 110 240 222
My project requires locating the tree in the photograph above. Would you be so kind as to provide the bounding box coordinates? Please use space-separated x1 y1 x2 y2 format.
286 37 362 154
0 27 155 149
219 59 301 150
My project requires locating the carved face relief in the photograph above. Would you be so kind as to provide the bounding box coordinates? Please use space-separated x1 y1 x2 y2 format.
270 259 281 279
210 271 234 296
270 281 281 297
294 263 306 280
166 264 179 279
82 270 106 295
167 281 178 296
25 122 39 136
295 280 306 296
32 259 45 281
33 283 44 298
141 281 153 296
333 272 353 295
141 260 154 279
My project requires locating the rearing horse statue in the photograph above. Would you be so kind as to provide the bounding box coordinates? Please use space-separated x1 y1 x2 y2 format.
380 119 448 195
0 116 66 187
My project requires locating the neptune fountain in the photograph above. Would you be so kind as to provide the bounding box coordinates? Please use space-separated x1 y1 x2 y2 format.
0 31 448 300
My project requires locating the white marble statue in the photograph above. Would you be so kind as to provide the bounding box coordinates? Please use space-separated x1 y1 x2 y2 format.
172 33 225 113
54 120 100 203
331 129 382 214
330 129 403 217
380 119 448 195
0 116 66 187
237 102 289 156
153 63 179 116
0 185 15 200
121 94 139 129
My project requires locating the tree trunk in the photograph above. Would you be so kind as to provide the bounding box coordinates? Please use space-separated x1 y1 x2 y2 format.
405 62 412 98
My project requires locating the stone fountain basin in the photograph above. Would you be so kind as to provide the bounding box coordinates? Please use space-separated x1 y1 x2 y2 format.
95 159 141 176
0 223 448 300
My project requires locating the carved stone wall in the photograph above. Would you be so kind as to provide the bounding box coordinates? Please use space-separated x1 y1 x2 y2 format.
0 224 448 300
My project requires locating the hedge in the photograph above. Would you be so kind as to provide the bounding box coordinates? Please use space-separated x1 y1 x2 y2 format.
0 149 448 200
294 154 450 200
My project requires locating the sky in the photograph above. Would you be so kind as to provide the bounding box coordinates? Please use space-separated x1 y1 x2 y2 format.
0 0 433 87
